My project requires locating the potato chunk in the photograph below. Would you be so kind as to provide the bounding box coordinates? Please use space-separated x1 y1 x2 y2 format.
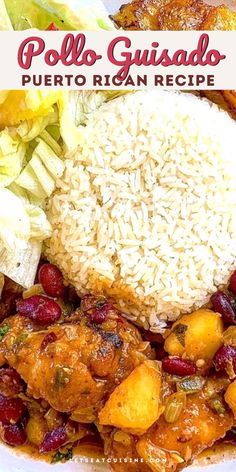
99 360 162 434
164 309 223 362
225 380 236 418
26 414 47 446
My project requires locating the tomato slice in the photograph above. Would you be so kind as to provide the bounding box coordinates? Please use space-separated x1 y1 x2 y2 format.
46 23 59 31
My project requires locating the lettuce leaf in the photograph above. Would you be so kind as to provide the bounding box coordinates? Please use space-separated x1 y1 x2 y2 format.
0 187 52 241
59 91 131 152
8 182 43 208
0 188 50 287
0 130 26 187
17 108 58 142
4 0 71 30
0 0 12 30
0 238 41 288
16 136 64 198
58 91 106 152
0 92 64 288
0 188 30 241
25 204 52 240
4 0 114 30
40 0 115 30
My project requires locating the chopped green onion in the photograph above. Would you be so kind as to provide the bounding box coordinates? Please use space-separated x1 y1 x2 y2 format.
0 325 10 341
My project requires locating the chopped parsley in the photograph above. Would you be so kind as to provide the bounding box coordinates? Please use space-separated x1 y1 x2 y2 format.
51 449 73 463
54 366 73 390
208 395 226 416
0 325 10 342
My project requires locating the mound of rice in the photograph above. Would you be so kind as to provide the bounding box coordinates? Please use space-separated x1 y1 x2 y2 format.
45 91 236 332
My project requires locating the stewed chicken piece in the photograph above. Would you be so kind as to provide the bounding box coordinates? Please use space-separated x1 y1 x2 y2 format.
113 0 236 31
104 376 234 472
0 295 152 423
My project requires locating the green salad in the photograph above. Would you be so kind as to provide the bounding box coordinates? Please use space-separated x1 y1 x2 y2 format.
0 0 118 288
0 90 129 288
0 0 114 31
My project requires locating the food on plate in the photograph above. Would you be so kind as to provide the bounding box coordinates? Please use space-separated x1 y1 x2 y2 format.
1 87 236 469
112 0 236 30
99 360 162 434
45 90 236 331
0 263 236 470
164 309 224 362
0 0 114 30
135 379 233 470
0 295 149 423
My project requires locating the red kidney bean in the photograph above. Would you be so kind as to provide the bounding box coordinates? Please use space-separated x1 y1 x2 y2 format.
16 295 61 325
210 291 236 325
39 427 67 453
40 332 57 351
0 368 23 397
0 394 26 424
90 306 109 324
89 299 115 324
155 346 167 361
3 423 27 446
213 345 236 374
229 271 236 295
162 356 197 376
38 264 65 298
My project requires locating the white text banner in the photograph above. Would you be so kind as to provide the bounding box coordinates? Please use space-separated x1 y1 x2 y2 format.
0 31 235 89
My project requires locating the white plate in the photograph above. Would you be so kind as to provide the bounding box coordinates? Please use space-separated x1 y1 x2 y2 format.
1 441 236 472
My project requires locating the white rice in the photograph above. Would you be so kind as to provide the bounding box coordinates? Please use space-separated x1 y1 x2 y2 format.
45 90 236 332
